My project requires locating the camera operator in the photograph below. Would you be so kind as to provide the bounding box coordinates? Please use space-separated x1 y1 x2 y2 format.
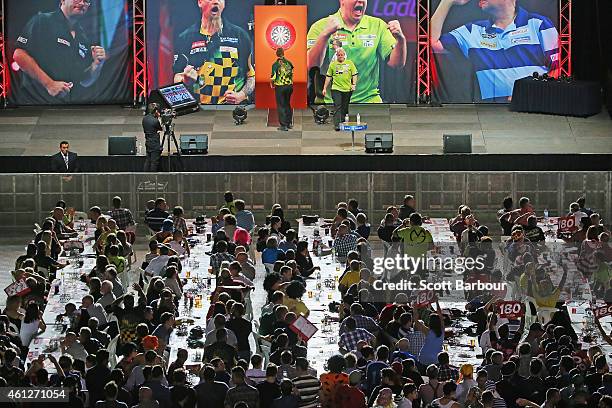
143 103 163 172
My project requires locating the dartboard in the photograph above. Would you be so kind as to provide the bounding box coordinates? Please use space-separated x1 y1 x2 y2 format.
270 25 291 47
266 19 296 50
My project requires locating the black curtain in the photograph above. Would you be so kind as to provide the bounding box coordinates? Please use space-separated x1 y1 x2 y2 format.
572 0 611 83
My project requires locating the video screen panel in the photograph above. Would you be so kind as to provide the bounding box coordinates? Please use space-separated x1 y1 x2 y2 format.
158 83 198 109
5 0 131 105
301 0 417 104
431 0 559 103
146 0 263 105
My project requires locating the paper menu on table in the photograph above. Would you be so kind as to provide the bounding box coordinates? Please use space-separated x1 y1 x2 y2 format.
290 315 318 342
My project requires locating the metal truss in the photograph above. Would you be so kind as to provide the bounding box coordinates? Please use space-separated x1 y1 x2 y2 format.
416 0 431 104
133 0 146 105
559 0 572 77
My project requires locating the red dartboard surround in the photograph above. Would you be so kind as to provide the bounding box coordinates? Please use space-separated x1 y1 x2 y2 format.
265 19 297 50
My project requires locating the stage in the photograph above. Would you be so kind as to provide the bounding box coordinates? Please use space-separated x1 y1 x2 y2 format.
0 104 610 158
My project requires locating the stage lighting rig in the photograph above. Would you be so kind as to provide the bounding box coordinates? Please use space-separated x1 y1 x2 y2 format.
233 106 248 125
532 72 540 80
313 105 329 124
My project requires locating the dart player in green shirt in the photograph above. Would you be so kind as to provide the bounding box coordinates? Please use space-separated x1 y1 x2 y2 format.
270 48 294 131
307 0 406 104
323 48 358 131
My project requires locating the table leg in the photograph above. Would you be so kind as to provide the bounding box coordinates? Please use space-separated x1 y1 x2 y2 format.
351 130 355 151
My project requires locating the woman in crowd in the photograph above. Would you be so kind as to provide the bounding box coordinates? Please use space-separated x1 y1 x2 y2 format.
414 300 445 367
262 236 284 266
295 240 319 278
164 229 190 257
455 364 477 403
116 230 134 265
162 265 183 298
172 205 188 236
19 302 46 349
283 281 310 318
94 216 110 253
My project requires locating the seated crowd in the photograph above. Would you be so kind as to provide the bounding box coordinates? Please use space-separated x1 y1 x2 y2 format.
0 192 611 408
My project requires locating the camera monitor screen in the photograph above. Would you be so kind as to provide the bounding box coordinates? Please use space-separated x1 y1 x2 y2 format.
158 83 198 109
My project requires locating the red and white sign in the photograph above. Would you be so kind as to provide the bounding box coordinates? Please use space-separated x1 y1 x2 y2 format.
266 19 296 50
497 301 525 319
557 216 577 233
414 290 437 308
4 279 31 297
289 315 318 342
593 305 612 319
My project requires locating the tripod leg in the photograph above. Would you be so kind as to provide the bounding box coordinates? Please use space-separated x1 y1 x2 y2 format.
171 133 181 156
171 132 183 171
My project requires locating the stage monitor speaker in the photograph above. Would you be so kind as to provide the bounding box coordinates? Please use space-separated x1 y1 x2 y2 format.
365 133 393 153
108 136 136 155
180 134 209 155
443 134 472 154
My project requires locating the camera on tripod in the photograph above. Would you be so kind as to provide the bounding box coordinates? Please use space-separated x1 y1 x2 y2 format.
160 109 176 127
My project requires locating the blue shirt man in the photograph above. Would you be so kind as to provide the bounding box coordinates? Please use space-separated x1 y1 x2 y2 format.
431 0 559 101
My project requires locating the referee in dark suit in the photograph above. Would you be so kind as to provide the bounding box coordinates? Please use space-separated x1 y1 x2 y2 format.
142 103 163 172
50 141 79 173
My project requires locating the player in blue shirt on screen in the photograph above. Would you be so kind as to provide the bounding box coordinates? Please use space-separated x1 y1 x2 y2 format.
431 0 559 101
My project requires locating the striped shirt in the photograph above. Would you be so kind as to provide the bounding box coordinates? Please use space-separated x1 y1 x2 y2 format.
485 380 508 408
293 374 320 408
439 7 559 100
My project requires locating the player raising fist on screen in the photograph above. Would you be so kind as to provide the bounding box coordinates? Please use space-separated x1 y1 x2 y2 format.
307 0 406 104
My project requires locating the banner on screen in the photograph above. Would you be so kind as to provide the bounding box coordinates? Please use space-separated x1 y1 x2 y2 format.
5 0 131 105
431 0 559 103
146 0 262 105
300 0 416 104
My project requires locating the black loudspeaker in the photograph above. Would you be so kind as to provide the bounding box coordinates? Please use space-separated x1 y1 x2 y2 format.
365 133 393 153
443 134 472 154
108 136 136 155
180 134 209 155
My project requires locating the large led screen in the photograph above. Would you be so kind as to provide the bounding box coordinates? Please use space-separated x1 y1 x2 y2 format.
301 0 417 104
431 0 559 103
5 0 131 105
146 0 263 105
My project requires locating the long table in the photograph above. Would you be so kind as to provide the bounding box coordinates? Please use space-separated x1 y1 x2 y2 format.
26 221 98 372
511 77 602 117
297 217 482 369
